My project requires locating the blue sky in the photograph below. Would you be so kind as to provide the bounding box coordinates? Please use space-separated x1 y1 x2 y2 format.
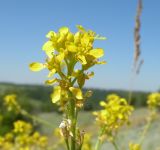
0 0 159 91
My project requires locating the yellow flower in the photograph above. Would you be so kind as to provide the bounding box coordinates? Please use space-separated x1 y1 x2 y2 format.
51 85 68 104
69 87 83 100
147 92 160 109
29 62 45 71
4 133 14 141
29 25 106 107
19 147 30 150
94 94 133 136
29 25 105 81
32 132 48 148
13 120 32 134
0 137 5 146
16 134 32 146
3 94 21 112
82 133 93 150
129 143 142 150
38 136 48 147
0 134 14 150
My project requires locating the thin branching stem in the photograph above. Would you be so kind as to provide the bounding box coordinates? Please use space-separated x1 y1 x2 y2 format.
20 109 54 128
112 140 119 150
95 126 106 150
139 111 154 145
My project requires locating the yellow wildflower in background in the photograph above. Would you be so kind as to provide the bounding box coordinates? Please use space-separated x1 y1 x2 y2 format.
147 92 160 109
0 133 14 150
82 134 93 150
0 120 48 150
129 143 142 150
93 94 133 140
3 94 21 112
13 120 32 134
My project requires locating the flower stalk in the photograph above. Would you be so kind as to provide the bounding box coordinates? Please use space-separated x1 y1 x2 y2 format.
29 25 106 150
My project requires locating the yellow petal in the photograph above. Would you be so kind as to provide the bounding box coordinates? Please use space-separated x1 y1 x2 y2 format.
74 32 80 43
56 53 64 62
51 86 61 103
47 69 56 77
67 32 74 41
81 35 90 46
46 31 56 39
66 44 77 52
69 87 83 99
29 62 44 72
59 27 69 35
100 101 106 107
46 50 54 58
88 48 104 58
45 78 57 85
42 41 54 51
57 35 65 43
92 111 98 116
76 25 86 32
77 55 87 65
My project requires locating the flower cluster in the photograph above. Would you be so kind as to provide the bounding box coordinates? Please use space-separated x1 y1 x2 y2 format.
0 133 14 150
147 92 160 109
3 94 21 112
93 94 133 140
29 25 105 108
13 120 32 134
0 120 48 150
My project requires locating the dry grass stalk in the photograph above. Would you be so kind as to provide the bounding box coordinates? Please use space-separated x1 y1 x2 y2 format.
136 59 144 74
128 0 143 104
134 0 143 74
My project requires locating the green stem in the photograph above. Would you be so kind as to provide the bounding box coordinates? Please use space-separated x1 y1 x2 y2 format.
67 60 76 77
71 69 84 85
58 70 67 79
65 139 70 150
95 138 101 150
70 98 76 150
139 114 152 145
95 127 105 150
66 60 77 150
112 141 119 150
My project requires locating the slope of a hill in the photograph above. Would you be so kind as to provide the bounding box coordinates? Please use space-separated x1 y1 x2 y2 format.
0 82 149 112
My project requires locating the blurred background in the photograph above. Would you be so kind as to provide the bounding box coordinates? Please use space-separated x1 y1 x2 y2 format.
0 0 160 149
